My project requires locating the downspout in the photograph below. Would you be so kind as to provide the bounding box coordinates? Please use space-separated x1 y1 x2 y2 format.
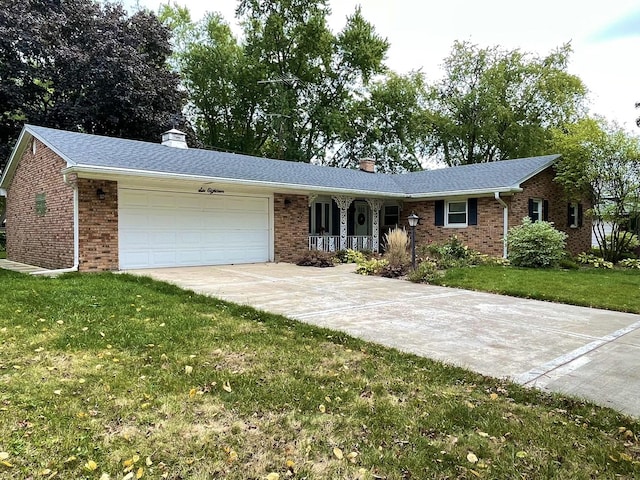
32 175 79 275
494 192 508 259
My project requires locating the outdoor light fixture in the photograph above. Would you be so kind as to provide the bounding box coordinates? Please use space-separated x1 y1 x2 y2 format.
96 188 106 200
407 212 419 270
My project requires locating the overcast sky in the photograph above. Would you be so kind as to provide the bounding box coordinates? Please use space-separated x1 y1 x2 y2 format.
124 0 640 131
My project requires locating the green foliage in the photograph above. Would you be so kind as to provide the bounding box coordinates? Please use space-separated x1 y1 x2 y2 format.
383 227 410 268
428 41 587 166
552 117 640 262
558 257 580 270
0 0 186 169
0 230 5 252
507 217 567 268
296 250 335 267
334 248 365 264
355 257 388 275
576 253 614 269
423 235 495 269
407 259 439 283
619 258 640 269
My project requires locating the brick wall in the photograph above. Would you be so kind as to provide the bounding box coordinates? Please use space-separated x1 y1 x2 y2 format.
5 139 75 269
513 166 591 255
407 166 591 258
274 193 309 262
77 179 119 271
408 197 506 257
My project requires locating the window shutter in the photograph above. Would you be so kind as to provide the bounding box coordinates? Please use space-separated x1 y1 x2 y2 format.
528 199 534 219
435 200 445 226
567 203 572 226
468 198 478 225
543 200 549 221
578 203 583 227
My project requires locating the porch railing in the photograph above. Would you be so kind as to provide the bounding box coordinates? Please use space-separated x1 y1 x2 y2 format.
309 235 374 252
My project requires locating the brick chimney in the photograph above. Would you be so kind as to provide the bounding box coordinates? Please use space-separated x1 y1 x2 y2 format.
161 128 188 149
359 158 375 173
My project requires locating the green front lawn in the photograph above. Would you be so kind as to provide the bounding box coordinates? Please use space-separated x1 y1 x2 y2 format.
433 266 640 314
0 251 6 259
0 269 639 479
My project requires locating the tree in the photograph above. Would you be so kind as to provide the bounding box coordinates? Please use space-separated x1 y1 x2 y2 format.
0 0 186 171
427 41 587 166
164 0 426 171
552 117 640 261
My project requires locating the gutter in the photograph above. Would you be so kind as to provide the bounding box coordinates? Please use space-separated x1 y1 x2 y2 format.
494 192 509 259
32 175 79 275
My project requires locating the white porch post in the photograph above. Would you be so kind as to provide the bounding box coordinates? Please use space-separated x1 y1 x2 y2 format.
332 196 354 250
366 198 385 253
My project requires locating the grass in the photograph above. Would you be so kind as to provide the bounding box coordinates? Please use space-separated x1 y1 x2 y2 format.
0 269 639 479
433 265 640 314
0 251 5 259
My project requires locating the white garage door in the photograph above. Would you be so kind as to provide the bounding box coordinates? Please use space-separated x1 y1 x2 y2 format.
119 189 270 269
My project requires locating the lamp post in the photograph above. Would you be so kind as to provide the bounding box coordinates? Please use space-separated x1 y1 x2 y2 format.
407 212 419 270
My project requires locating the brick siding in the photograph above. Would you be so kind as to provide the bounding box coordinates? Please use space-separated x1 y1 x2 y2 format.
5 139 75 269
407 166 591 258
274 193 309 262
77 179 119 271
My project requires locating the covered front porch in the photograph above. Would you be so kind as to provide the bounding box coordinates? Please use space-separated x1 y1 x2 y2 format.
308 195 401 253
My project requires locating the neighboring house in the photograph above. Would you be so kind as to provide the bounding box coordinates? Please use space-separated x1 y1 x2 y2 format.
0 125 591 272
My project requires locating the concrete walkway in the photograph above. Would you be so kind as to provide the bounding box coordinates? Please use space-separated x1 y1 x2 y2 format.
0 259 51 274
128 263 640 418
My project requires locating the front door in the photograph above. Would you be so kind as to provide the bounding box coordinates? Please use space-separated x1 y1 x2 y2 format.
354 201 370 236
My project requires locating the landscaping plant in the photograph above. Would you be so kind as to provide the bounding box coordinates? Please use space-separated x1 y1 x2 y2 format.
507 217 567 268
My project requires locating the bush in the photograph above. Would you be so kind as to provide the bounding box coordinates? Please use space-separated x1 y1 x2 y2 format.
576 252 614 269
422 235 495 269
0 231 5 252
296 250 335 268
334 249 365 264
355 258 388 275
507 217 567 268
619 258 640 269
407 260 439 283
383 228 410 268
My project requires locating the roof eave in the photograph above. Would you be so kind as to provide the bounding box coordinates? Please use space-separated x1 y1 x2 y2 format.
406 186 523 199
512 154 561 185
61 165 408 198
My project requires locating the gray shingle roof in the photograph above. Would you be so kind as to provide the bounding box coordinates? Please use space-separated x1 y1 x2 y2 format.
13 125 559 197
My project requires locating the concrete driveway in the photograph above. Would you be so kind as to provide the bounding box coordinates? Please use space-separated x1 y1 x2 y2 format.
128 263 640 417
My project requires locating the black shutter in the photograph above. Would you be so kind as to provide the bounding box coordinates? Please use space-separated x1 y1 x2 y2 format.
435 200 445 226
567 203 573 227
543 200 549 222
468 198 478 226
528 199 534 219
578 203 583 227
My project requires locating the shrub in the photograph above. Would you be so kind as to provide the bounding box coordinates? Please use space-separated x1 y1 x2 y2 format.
296 250 335 268
576 252 614 269
334 249 365 264
422 235 495 269
558 258 580 270
407 260 439 283
380 263 406 278
619 258 640 269
507 217 567 268
383 228 410 268
355 258 388 275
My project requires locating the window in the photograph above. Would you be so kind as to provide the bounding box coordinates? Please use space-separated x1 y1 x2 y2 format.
35 193 46 216
383 205 399 227
310 200 333 235
530 198 543 222
446 200 467 226
568 203 583 228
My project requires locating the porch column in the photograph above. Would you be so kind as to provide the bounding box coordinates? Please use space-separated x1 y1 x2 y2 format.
332 196 354 250
366 198 385 253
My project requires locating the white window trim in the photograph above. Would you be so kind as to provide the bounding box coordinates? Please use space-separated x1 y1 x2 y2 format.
569 203 579 228
445 200 468 227
531 198 543 222
310 199 333 235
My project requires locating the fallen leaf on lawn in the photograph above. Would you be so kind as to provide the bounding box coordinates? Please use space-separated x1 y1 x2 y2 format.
489 393 498 400
222 381 232 393
347 452 358 462
266 473 280 480
318 404 326 413
53 390 62 395
40 469 52 476
0 460 13 468
0 453 8 461
99 474 110 480
184 365 193 375
477 431 489 438
136 467 144 478
516 451 528 458
122 472 134 480
467 452 478 463
620 453 633 462
189 388 197 398
333 447 344 460
286 460 295 468
145 457 153 467
84 460 98 471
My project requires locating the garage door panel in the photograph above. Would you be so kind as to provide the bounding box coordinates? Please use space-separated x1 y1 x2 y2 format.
119 189 270 269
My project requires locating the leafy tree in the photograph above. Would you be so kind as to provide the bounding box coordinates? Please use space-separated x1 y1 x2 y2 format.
552 117 640 261
0 0 186 171
164 1 426 172
427 41 587 166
